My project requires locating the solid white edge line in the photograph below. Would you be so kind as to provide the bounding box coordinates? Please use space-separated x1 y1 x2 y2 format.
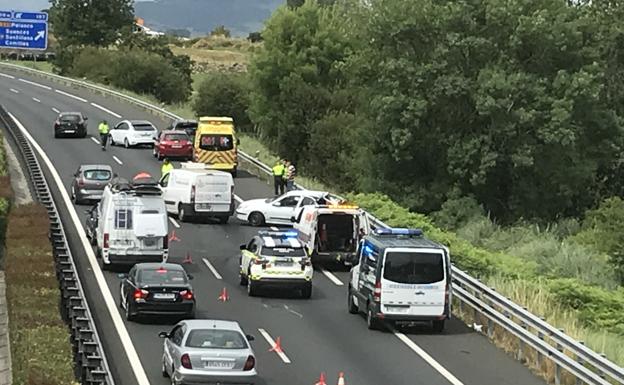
394 332 465 385
90 102 122 118
18 77 52 90
90 137 100 145
0 72 15 79
234 194 243 204
112 155 123 165
52 107 60 114
320 268 344 286
201 258 223 280
168 217 180 229
9 88 18 94
32 97 40 103
257 328 291 364
8 112 151 385
55 89 88 103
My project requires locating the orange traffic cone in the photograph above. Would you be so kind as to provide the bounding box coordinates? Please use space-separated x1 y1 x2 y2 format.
314 373 327 385
182 251 193 264
218 287 229 302
337 372 345 385
268 336 283 353
168 230 180 242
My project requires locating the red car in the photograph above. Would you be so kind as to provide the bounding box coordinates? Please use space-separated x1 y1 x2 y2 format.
153 130 193 160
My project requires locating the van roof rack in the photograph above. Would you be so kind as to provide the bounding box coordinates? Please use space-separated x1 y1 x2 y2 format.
109 176 162 196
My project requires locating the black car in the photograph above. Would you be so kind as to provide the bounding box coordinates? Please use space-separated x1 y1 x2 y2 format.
54 112 88 138
166 119 197 138
119 263 195 321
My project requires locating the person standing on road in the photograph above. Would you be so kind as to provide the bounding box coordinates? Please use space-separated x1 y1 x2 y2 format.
272 159 285 196
285 160 296 191
98 120 110 151
161 158 174 177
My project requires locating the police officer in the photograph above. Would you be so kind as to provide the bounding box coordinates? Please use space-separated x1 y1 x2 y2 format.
161 158 174 177
272 159 285 195
98 120 110 151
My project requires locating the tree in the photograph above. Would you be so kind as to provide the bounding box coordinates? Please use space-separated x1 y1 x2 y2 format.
49 0 134 47
210 25 231 38
193 73 252 131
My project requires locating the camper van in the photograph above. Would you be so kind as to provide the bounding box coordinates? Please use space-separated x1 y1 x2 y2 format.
348 228 452 332
92 175 169 270
159 162 235 223
292 204 370 265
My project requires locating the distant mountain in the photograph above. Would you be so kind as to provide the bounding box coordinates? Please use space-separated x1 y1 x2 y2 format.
134 0 285 37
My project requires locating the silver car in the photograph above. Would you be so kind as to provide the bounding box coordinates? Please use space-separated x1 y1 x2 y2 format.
160 319 258 385
70 164 114 204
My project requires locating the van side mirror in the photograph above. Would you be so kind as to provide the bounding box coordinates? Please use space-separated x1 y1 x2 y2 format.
158 331 169 339
239 244 247 251
246 334 255 342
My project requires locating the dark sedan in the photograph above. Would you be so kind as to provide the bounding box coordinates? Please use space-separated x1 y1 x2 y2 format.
70 164 113 204
54 112 88 138
166 118 197 138
119 263 196 321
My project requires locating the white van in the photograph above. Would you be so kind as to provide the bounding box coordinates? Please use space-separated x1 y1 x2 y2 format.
159 162 235 224
292 204 370 265
348 228 452 332
95 176 169 270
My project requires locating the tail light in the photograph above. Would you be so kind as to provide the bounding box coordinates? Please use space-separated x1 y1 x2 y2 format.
190 185 196 204
180 290 194 300
163 235 168 249
77 177 85 187
243 355 255 371
103 233 109 248
133 288 148 300
253 258 268 265
373 280 382 303
181 353 192 369
54 120 60 127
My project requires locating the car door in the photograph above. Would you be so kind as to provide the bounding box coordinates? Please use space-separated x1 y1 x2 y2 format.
159 173 176 214
111 122 126 143
267 194 302 224
122 266 138 307
164 324 185 371
354 240 380 311
241 238 259 275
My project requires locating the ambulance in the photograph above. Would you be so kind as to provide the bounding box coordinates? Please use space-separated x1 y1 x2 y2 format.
193 116 240 177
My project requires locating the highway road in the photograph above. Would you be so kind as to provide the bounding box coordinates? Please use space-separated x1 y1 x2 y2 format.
0 67 547 385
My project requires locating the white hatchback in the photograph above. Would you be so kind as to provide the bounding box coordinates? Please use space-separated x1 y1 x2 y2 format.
110 119 158 148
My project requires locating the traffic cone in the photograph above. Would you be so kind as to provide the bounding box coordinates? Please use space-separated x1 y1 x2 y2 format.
337 372 345 385
182 251 193 264
218 287 229 302
168 230 180 242
268 336 283 353
314 373 327 385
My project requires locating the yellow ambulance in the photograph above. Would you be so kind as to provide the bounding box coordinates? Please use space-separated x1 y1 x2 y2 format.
193 116 239 177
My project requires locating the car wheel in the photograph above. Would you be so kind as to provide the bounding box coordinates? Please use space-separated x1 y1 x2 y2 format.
152 146 157 158
432 320 445 333
247 278 258 297
54 131 59 138
124 138 130 148
110 136 116 146
161 357 169 378
178 205 187 222
301 282 312 299
248 212 265 227
239 271 248 286
218 216 229 224
348 287 358 314
366 304 381 330
125 296 136 321
119 285 124 309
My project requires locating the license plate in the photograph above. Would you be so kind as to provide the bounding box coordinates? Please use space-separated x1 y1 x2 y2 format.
64 130 75 133
153 293 175 300
204 361 235 369
387 306 409 313
195 203 210 210
172 144 182 148
275 259 292 266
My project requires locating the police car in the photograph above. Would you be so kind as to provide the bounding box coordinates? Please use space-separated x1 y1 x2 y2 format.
348 228 452 332
239 230 314 298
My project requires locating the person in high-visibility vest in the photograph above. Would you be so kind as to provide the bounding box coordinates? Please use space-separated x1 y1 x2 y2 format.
161 158 174 177
272 159 285 195
98 120 110 151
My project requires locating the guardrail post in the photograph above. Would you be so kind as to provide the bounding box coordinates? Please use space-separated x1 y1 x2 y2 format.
599 354 607 379
518 309 528 363
555 329 564 385
575 341 585 385
536 317 545 370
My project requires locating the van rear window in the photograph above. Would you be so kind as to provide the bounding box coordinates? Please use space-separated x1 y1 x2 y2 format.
383 252 444 284
199 134 233 151
261 247 306 257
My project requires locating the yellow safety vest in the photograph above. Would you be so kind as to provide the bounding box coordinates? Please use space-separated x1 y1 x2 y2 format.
161 163 174 176
272 164 285 176
98 123 110 134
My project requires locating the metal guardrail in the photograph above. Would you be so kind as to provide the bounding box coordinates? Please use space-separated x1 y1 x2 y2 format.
2 61 623 385
0 105 114 385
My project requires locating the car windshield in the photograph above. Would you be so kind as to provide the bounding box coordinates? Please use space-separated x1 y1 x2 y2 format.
383 252 445 284
83 169 111 181
164 133 188 141
199 134 234 151
261 246 306 257
176 122 197 130
185 329 247 349
60 115 81 122
134 123 155 131
138 268 187 285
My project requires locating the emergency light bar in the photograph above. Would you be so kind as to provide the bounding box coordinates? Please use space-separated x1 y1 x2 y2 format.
257 230 299 238
325 204 359 209
374 228 423 236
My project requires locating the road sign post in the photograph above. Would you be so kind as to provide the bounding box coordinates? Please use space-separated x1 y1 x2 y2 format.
0 10 48 50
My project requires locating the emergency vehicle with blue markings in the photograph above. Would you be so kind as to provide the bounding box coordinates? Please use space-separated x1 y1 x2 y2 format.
348 228 452 332
239 230 314 298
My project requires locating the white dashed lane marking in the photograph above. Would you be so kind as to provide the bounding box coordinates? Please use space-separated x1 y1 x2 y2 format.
320 268 344 286
168 217 180 228
55 89 88 103
90 137 100 145
90 102 122 118
52 107 60 114
112 155 123 165
201 258 223 280
0 72 15 79
258 328 291 364
9 88 18 94
32 97 40 103
18 78 51 90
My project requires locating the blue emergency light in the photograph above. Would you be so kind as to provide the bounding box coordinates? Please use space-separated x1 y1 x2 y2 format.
258 230 299 238
374 228 423 236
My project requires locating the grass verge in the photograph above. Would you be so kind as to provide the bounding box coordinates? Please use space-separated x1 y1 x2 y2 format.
4 203 75 385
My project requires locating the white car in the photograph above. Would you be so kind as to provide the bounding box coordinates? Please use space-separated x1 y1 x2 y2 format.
110 119 158 148
235 190 343 226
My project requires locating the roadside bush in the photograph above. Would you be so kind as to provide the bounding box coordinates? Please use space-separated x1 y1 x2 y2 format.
192 73 252 130
4 204 74 385
70 46 115 84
